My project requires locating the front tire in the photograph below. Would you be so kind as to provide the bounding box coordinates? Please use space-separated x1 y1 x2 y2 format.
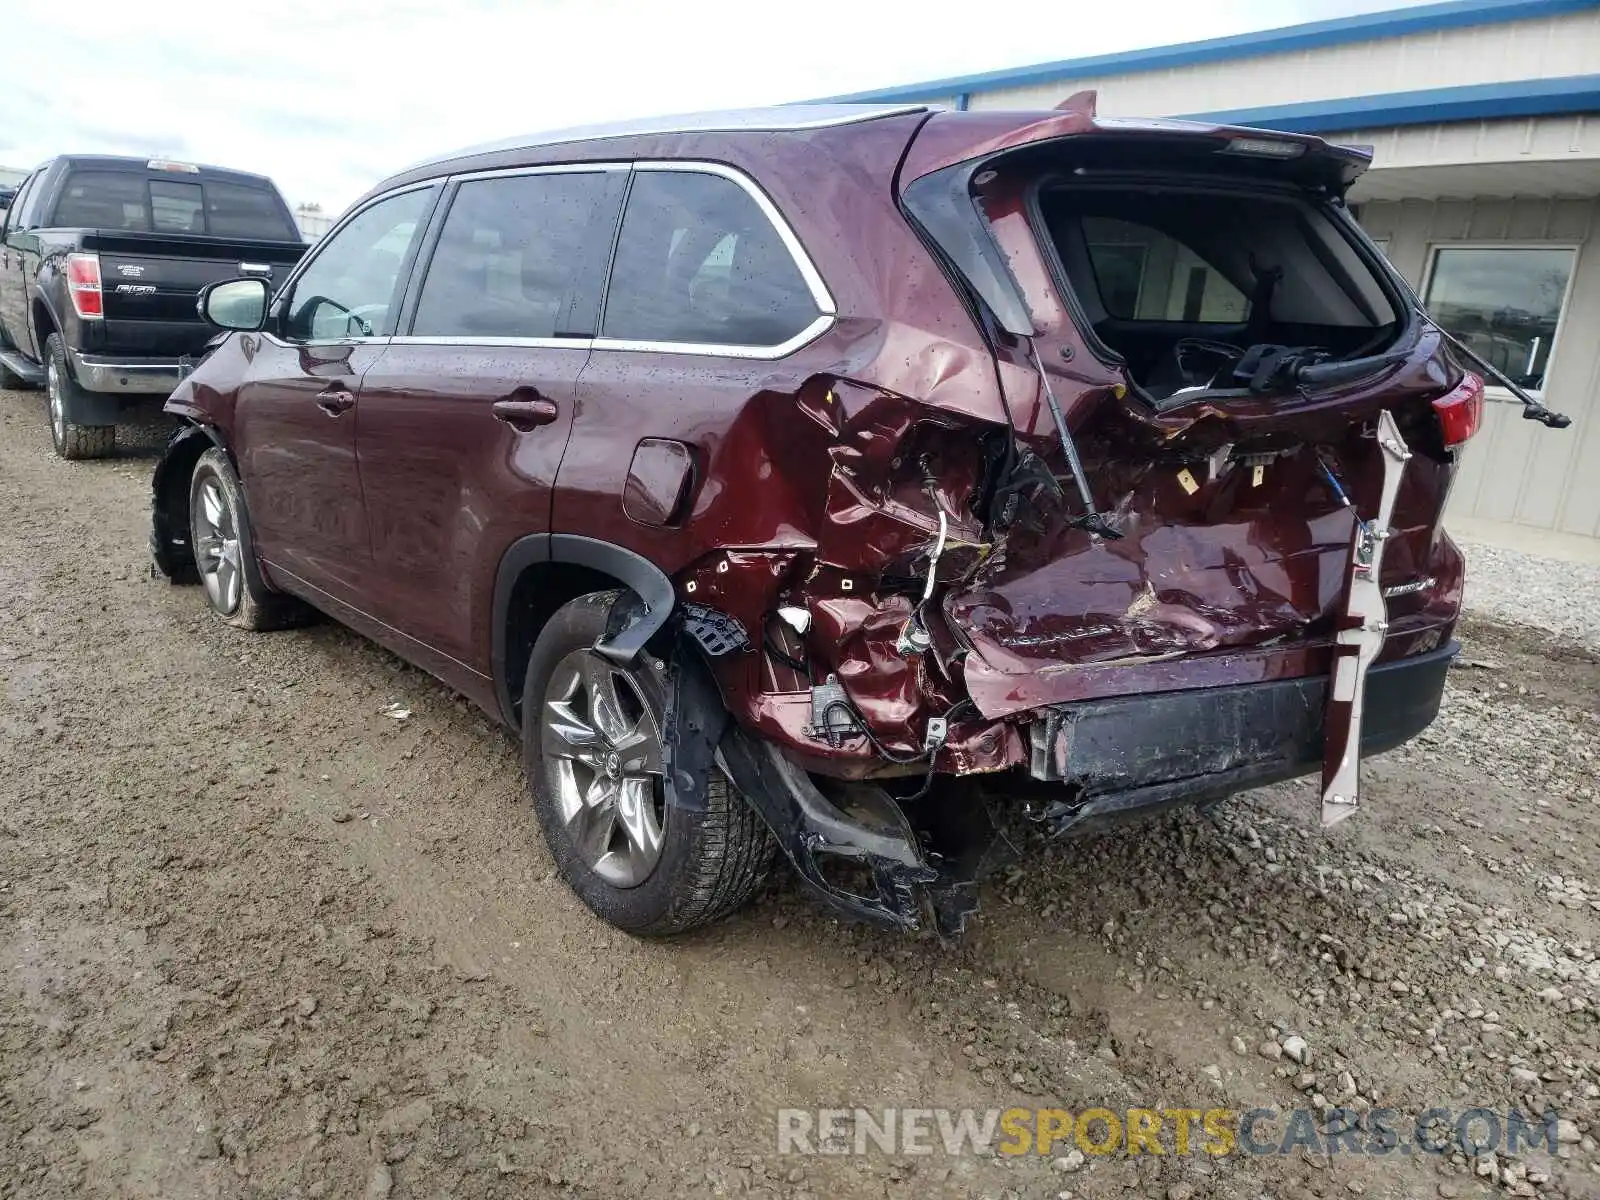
522 591 773 935
188 447 306 632
45 335 114 460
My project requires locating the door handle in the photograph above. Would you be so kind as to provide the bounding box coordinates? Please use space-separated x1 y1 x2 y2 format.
316 388 355 417
491 393 559 432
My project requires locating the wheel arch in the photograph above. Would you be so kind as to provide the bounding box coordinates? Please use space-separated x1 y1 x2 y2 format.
492 534 677 730
149 422 236 585
31 295 60 355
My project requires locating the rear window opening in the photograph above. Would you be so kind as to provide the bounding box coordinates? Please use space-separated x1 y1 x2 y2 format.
51 171 299 242
1035 183 1402 407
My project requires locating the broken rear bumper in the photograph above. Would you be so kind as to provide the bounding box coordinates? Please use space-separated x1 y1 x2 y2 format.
1028 640 1457 833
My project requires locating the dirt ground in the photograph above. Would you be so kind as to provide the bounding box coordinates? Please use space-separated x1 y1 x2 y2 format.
1 385 1597 1200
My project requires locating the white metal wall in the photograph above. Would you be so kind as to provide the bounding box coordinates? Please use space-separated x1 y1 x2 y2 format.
962 9 1600 116
1360 197 1600 536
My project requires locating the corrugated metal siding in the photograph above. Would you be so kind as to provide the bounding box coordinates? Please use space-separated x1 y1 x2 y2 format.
1338 116 1600 172
964 11 1600 118
1361 197 1600 536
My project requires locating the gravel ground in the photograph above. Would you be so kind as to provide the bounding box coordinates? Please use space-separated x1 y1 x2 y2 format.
1458 541 1600 654
1 387 1597 1200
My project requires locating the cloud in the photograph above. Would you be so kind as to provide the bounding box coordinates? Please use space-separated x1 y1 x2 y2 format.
4 0 1415 214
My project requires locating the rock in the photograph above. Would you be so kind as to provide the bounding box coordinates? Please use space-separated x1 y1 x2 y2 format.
191 1127 221 1160
1510 1067 1541 1086
296 996 318 1017
1556 1119 1581 1145
365 1163 393 1200
1536 986 1565 1003
1231 1036 1248 1056
1437 1185 1461 1199
1281 1035 1310 1064
1336 1070 1357 1099
1473 1155 1498 1182
1258 1040 1284 1060
1168 1185 1195 1200
1051 1150 1086 1173
378 1099 433 1139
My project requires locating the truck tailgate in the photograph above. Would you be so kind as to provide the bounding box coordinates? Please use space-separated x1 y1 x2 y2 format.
90 233 302 322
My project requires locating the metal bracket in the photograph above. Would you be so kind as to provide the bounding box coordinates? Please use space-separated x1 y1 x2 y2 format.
1319 410 1411 826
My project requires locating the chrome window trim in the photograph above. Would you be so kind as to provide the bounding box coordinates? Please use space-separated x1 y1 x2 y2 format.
444 162 631 184
258 331 387 350
388 334 593 349
591 313 835 361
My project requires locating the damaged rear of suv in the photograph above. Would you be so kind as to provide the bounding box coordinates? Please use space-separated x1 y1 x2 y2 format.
153 99 1565 939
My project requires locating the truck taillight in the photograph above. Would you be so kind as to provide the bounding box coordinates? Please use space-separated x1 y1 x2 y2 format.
65 253 103 320
1432 372 1484 447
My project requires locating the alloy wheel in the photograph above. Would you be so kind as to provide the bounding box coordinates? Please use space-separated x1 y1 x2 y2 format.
193 476 243 614
46 359 65 447
541 648 667 888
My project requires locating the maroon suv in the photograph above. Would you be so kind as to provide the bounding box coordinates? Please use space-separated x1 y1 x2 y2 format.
151 98 1490 937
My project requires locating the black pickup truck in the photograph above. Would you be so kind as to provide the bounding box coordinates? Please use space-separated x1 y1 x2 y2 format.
0 156 306 458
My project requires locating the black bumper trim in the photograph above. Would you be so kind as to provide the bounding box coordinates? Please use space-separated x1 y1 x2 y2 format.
1042 641 1457 831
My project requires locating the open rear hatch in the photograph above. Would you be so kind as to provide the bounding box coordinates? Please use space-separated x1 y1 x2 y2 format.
897 97 1473 734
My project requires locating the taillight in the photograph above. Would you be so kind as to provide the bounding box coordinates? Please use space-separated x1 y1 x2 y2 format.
65 253 103 319
1432 372 1484 447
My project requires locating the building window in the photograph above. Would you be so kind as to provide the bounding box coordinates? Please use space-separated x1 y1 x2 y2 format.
1083 216 1249 323
1423 246 1577 392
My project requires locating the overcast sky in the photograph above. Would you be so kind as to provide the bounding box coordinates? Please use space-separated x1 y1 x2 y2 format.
3 0 1419 215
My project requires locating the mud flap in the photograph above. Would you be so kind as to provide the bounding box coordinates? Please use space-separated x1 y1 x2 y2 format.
1320 410 1412 826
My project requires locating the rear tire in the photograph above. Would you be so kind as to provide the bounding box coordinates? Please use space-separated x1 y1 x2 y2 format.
45 335 114 460
522 590 773 935
188 446 309 632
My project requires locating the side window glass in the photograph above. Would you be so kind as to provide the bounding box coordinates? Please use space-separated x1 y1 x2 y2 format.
7 173 40 232
411 171 613 339
1083 216 1249 324
283 188 433 341
601 170 821 348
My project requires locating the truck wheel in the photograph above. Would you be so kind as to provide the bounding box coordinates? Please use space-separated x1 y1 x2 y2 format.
189 446 308 631
45 335 114 460
522 591 773 935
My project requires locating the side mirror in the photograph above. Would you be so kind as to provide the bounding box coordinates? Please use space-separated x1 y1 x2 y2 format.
198 277 270 332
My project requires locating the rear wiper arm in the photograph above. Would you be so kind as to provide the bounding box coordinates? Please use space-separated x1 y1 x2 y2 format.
1295 349 1411 389
1424 319 1571 430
